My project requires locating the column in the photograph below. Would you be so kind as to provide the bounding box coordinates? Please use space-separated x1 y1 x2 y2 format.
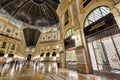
59 15 66 68
72 0 92 74
111 4 120 30
75 45 92 74
59 51 66 68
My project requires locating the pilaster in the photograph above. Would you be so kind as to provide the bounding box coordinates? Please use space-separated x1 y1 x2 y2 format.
59 51 66 68
111 4 120 30
75 46 92 74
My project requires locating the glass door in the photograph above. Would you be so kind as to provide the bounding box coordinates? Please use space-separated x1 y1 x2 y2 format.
93 40 109 71
88 42 98 70
102 37 120 72
102 36 120 73
88 35 120 73
113 34 120 57
88 39 110 72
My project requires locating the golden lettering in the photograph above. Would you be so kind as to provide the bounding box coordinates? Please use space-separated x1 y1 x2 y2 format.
89 21 105 31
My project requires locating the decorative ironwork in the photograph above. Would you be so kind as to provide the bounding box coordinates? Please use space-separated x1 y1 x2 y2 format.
0 0 60 27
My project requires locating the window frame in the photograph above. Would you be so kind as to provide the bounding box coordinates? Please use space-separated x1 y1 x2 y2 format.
84 6 110 27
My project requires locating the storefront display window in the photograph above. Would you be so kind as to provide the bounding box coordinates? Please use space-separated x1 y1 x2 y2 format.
88 35 120 73
113 34 120 56
102 37 120 70
88 43 98 70
66 51 77 65
84 6 120 74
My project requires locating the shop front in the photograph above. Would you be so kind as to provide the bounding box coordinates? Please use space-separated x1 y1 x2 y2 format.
66 50 77 70
84 13 120 79
64 28 77 70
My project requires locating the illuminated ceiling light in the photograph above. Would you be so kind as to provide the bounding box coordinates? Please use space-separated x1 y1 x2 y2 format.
14 55 17 58
56 54 60 57
71 35 76 39
4 54 8 58
56 45 59 48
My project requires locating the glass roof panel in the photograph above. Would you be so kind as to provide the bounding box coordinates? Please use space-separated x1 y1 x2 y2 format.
84 6 110 27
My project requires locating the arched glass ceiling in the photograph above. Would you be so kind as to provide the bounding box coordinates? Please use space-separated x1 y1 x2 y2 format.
84 6 110 27
0 0 60 27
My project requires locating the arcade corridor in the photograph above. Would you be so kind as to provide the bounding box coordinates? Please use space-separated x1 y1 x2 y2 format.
0 62 112 80
0 0 120 80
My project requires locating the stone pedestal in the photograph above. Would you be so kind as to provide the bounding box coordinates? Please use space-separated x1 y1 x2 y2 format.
77 64 92 74
75 46 92 74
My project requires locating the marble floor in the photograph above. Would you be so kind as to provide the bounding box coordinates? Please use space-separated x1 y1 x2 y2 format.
0 62 117 80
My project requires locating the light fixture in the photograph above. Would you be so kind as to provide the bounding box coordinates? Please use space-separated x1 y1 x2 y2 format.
56 45 59 48
14 55 17 58
4 54 8 58
71 35 76 39
56 54 60 57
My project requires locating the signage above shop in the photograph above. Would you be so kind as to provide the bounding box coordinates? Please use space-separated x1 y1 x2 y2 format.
84 13 116 36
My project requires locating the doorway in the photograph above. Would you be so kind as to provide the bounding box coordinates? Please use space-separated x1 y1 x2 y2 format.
66 50 77 70
88 34 120 73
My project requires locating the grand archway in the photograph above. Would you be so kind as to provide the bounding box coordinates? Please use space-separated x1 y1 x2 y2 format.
84 6 120 75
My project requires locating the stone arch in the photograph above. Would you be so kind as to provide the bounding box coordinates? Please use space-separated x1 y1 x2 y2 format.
40 52 44 57
79 1 115 49
8 54 14 57
81 1 120 75
83 6 110 27
80 1 115 30
27 54 32 60
52 52 56 56
77 1 115 74
46 52 50 57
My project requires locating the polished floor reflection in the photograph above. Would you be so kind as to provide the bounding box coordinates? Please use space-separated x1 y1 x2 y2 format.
0 62 114 80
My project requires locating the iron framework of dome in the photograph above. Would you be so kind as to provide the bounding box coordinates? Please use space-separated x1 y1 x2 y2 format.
0 0 60 27
0 0 60 47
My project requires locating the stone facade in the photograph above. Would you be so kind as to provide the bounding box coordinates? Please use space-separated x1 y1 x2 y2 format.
56 0 120 74
0 16 26 60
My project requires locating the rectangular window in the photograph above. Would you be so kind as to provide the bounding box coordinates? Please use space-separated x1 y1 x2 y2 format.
64 10 69 25
83 0 92 7
11 44 16 50
2 42 7 48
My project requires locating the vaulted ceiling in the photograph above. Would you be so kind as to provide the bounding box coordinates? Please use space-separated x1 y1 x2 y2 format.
0 0 59 27
0 0 60 47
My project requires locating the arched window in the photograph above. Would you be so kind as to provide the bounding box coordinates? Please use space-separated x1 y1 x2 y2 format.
8 54 14 57
40 53 44 57
52 52 56 56
2 42 7 48
27 54 32 60
46 52 50 57
84 6 110 27
65 28 73 39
